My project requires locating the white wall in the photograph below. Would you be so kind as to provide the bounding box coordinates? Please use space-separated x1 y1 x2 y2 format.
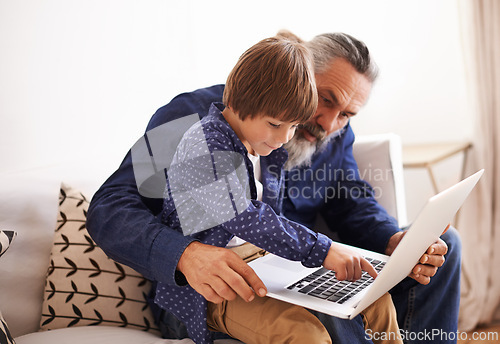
0 0 471 216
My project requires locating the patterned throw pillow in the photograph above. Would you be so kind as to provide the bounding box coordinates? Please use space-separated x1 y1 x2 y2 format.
39 184 160 334
0 230 16 258
0 230 17 344
0 311 16 344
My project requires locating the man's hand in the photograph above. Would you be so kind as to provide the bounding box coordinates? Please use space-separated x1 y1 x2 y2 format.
385 228 449 285
177 241 267 304
323 242 378 281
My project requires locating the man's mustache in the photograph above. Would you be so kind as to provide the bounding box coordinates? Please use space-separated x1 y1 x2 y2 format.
299 122 327 142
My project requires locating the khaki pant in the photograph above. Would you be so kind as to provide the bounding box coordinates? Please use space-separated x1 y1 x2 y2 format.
207 243 402 344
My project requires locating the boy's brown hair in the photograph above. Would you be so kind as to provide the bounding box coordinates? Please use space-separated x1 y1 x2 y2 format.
223 37 317 124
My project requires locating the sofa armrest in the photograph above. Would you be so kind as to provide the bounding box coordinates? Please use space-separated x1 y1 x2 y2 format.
353 133 408 227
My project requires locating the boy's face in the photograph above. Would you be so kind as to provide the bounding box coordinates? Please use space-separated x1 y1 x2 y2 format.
239 115 300 156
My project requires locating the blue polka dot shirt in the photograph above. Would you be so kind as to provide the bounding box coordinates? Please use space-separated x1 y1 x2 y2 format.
156 103 332 344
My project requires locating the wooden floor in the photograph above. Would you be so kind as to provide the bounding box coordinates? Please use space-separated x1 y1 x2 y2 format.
457 323 500 344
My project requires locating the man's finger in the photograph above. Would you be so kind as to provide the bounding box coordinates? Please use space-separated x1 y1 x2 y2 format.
409 271 431 285
205 249 263 302
196 283 225 304
228 258 267 299
207 275 239 302
178 242 264 302
420 253 445 268
426 239 448 256
413 264 438 279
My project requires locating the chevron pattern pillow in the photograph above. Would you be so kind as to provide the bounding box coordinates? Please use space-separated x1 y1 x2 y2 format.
0 230 16 258
39 184 160 334
0 230 17 344
0 311 15 344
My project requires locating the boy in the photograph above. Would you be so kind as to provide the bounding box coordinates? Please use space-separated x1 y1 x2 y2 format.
156 37 400 344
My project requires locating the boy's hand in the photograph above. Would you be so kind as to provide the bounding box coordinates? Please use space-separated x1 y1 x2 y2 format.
322 242 378 281
177 241 267 304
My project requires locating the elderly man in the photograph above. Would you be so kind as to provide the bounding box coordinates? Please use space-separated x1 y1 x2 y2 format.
87 32 460 344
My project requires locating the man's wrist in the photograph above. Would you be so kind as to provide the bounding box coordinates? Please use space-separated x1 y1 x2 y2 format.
385 231 405 256
176 240 201 273
150 227 197 286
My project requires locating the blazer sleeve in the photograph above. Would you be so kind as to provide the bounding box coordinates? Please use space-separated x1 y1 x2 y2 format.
320 126 401 254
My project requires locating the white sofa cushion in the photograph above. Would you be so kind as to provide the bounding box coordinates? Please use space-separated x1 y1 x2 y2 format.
353 133 408 226
15 326 243 344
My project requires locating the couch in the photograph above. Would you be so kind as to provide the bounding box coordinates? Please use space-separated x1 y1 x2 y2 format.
0 134 406 344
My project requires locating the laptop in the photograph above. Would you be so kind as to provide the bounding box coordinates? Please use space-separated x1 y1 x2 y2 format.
248 169 484 319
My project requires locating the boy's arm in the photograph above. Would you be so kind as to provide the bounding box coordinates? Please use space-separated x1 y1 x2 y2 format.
220 195 377 279
172 134 333 268
167 126 377 284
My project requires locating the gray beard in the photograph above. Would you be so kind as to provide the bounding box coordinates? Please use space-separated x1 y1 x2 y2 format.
283 136 317 170
283 129 343 171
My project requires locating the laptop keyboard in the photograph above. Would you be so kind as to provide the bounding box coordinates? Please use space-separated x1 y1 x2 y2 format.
286 257 386 304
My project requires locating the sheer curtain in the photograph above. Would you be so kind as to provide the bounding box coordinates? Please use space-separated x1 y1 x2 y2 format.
457 0 500 331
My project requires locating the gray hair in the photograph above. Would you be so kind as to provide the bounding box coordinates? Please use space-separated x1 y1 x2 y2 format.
306 33 379 82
